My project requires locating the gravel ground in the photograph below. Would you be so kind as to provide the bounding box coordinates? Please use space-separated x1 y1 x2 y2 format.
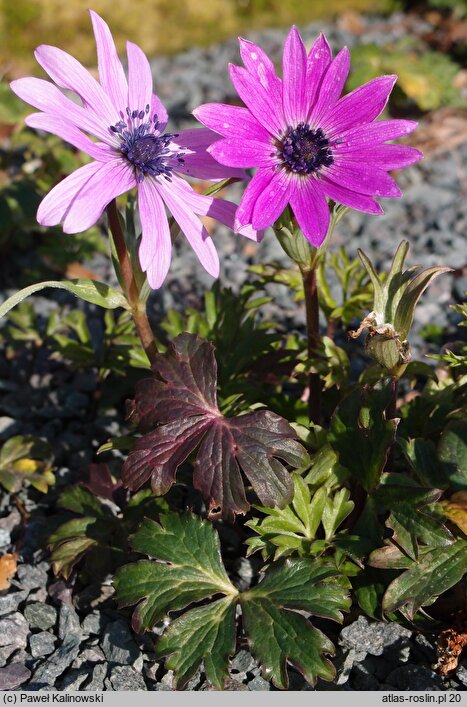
0 12 466 691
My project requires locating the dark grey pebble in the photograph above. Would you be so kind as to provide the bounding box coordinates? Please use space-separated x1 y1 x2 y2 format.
17 563 49 591
0 590 28 617
29 634 81 688
24 603 57 631
0 662 31 690
106 665 147 690
29 631 56 658
101 619 141 666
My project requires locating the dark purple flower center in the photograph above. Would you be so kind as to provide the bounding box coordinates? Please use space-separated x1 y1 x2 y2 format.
278 123 333 175
109 106 185 182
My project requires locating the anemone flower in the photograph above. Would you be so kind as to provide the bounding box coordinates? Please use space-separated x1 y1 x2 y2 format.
10 11 258 288
194 28 423 247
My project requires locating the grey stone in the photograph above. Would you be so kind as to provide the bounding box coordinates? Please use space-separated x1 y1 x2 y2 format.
78 646 106 664
29 631 56 658
81 610 106 636
231 649 256 674
17 563 48 590
0 509 21 534
339 617 411 657
108 665 147 690
60 667 92 691
0 612 29 648
27 587 48 604
455 665 467 687
336 648 367 685
0 416 22 440
0 589 28 616
224 678 249 690
386 665 445 691
58 602 82 640
0 528 10 546
29 634 81 688
248 675 270 690
144 661 160 683
84 662 107 691
24 603 57 630
0 644 17 668
101 619 141 666
0 662 31 690
157 670 175 690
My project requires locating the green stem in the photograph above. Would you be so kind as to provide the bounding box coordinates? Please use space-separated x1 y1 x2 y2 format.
106 199 158 363
301 263 322 426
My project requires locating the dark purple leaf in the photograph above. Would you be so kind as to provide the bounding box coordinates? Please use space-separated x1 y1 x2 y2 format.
82 463 124 506
122 334 309 519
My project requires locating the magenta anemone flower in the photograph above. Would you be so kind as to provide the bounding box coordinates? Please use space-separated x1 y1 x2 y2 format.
194 27 423 247
10 11 258 288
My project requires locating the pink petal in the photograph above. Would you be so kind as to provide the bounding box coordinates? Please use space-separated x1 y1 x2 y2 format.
235 168 275 229
37 161 102 226
289 177 330 246
126 41 153 112
193 103 270 142
229 64 285 137
10 77 113 144
137 178 172 289
156 178 220 278
306 34 332 115
89 10 128 112
336 119 419 149
282 26 308 125
251 168 293 230
208 138 275 168
173 128 246 179
239 37 283 107
334 144 423 170
62 160 136 233
309 47 350 125
323 75 397 135
319 176 384 214
326 161 402 198
25 113 113 162
34 45 117 125
197 198 261 242
152 94 168 131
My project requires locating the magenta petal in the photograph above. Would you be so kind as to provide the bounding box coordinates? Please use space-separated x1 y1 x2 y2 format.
289 178 330 246
235 168 275 229
327 161 402 198
89 10 128 111
239 38 283 99
335 144 423 170
193 103 270 142
229 64 285 136
127 41 153 112
37 162 102 227
34 45 117 125
10 77 113 144
323 75 397 135
156 178 220 278
151 94 168 131
62 161 136 233
337 119 419 148
208 138 275 168
282 26 308 124
138 178 172 289
25 113 113 162
306 33 332 114
198 198 261 242
309 47 350 124
251 168 292 230
173 128 245 180
319 176 384 214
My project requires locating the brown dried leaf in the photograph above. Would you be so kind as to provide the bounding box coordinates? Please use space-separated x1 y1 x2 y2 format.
0 553 18 591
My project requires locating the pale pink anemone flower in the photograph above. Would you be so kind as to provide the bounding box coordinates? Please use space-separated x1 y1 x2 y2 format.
194 27 423 247
10 11 259 288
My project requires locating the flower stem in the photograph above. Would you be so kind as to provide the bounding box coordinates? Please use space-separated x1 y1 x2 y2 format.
106 199 158 363
301 263 322 426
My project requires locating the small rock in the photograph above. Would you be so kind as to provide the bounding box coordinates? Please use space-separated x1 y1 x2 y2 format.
0 417 21 440
58 602 81 640
48 580 74 606
24 603 57 630
78 646 106 664
0 589 28 616
0 662 31 689
248 675 270 690
60 668 91 691
231 649 256 674
29 634 81 688
84 662 107 691
157 670 175 690
17 563 48 591
101 619 141 665
339 616 411 657
336 648 367 685
81 610 106 636
107 665 147 690
0 612 29 648
29 632 56 658
0 509 21 534
455 665 467 687
144 661 160 683
224 678 248 690
0 528 10 546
